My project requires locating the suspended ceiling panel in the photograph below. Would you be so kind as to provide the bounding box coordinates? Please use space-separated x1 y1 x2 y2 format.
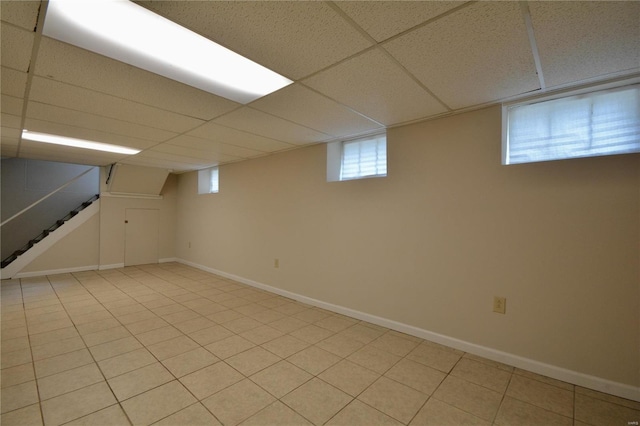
251 84 383 138
167 135 265 159
2 95 23 116
2 113 21 129
150 144 244 164
304 49 447 126
0 1 40 31
1 67 28 98
28 77 205 134
138 0 373 79
335 1 463 42
529 1 640 88
187 123 295 153
384 1 539 109
1 25 34 72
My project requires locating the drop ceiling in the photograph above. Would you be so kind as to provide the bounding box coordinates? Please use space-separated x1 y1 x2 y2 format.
1 1 639 173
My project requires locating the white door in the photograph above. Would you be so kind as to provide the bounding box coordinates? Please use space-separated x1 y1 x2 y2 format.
124 208 159 266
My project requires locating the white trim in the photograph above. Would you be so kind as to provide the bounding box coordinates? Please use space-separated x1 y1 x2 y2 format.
175 258 640 402
159 258 177 264
101 192 163 200
98 263 125 270
14 265 99 278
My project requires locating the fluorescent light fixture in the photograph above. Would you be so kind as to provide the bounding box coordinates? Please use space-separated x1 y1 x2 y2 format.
22 130 141 155
43 0 293 104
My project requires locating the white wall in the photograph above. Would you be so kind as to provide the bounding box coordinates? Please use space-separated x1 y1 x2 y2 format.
175 106 640 392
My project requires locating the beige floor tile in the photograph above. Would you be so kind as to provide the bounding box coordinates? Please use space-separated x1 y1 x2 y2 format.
205 335 256 359
28 326 79 347
248 308 287 324
0 403 43 426
241 400 312 425
1 348 33 369
223 317 263 334
98 347 157 379
314 315 358 333
451 358 512 393
462 353 514 373
31 336 86 361
507 374 574 418
384 358 446 395
289 324 335 344
207 309 245 324
34 348 94 378
269 316 309 333
347 345 402 374
1 326 28 341
189 325 234 346
358 376 428 424
433 375 503 421
75 318 120 335
410 398 489 425
125 317 170 335
117 309 159 325
147 335 200 360
1 380 39 414
175 316 217 334
407 342 462 373
89 336 143 361
107 302 148 317
575 392 640 426
251 360 313 398
316 334 364 358
292 308 332 324
1 336 30 354
150 302 189 317
26 310 69 325
203 379 276 426
161 309 201 325
154 402 222 425
327 399 403 425
514 368 574 391
108 362 174 401
70 310 115 326
576 386 640 410
495 396 572 426
227 346 281 376
81 325 132 347
232 303 267 316
37 363 104 400
273 302 310 316
262 334 310 358
287 345 341 375
65 404 130 425
121 380 197 425
319 360 380 397
180 362 244 399
135 325 183 346
28 318 74 335
1 363 35 388
369 332 420 357
282 378 352 426
240 325 284 345
338 324 386 345
162 347 219 377
41 381 116 426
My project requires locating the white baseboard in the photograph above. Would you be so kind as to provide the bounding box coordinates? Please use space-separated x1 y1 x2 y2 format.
176 258 640 402
159 258 177 264
98 263 125 270
14 265 99 279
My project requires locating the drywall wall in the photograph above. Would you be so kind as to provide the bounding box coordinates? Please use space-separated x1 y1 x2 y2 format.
99 168 177 267
175 105 639 390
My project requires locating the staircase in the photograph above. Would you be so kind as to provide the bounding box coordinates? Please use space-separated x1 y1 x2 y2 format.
1 194 100 269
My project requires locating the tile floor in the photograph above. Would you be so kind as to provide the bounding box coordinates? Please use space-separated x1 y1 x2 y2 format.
1 263 638 425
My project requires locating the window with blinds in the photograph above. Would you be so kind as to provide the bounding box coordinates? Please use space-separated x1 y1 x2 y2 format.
197 166 219 194
339 135 387 180
503 84 640 165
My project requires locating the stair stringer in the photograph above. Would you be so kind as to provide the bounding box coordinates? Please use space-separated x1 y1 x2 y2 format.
0 200 100 279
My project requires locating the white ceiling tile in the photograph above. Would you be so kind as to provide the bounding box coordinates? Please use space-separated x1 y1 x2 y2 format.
187 122 294 153
147 144 244 163
131 150 225 166
530 1 640 88
26 102 177 143
29 77 205 134
1 1 40 31
1 67 27 97
34 38 240 120
1 127 21 153
139 1 372 79
250 83 383 138
384 1 539 109
23 118 160 150
166 135 263 159
305 48 446 126
2 95 23 116
1 24 34 72
1 143 19 158
119 157 202 173
336 1 462 42
213 107 330 145
1 112 21 129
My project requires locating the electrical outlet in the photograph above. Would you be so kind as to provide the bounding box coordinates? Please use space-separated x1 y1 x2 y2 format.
493 296 506 314
274 258 279 268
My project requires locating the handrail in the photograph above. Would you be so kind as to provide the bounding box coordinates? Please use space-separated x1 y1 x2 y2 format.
0 167 97 227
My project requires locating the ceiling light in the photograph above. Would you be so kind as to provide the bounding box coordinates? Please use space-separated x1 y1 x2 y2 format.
43 0 293 104
22 130 141 155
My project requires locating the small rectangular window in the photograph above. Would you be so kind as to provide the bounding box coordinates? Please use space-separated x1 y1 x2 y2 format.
503 83 640 165
198 166 219 194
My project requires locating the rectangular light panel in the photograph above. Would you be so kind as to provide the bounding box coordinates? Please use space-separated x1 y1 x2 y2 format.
43 0 293 104
22 130 141 155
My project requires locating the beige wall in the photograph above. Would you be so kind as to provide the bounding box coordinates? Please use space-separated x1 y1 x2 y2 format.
99 170 177 266
176 105 639 388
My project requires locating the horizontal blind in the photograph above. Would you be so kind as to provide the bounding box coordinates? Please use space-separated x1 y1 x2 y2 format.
340 136 387 180
506 85 640 164
210 167 219 193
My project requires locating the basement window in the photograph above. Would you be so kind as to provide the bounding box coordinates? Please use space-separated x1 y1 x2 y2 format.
198 167 219 194
327 134 387 181
502 83 640 164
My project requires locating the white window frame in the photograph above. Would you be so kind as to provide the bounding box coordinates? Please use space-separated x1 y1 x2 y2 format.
502 80 640 165
197 166 219 194
327 133 387 182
